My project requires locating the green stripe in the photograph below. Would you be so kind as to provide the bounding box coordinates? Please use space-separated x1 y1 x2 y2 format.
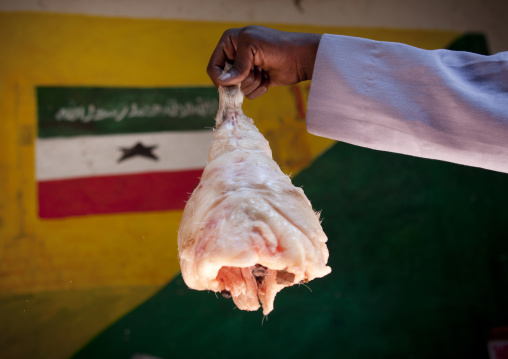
37 86 218 138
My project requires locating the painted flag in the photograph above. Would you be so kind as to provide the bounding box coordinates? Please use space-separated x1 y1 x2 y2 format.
36 86 218 218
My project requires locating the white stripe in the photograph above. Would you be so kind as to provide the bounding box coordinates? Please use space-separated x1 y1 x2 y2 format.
36 130 212 180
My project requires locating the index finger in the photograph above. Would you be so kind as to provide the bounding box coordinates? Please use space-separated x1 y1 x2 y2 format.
207 28 240 87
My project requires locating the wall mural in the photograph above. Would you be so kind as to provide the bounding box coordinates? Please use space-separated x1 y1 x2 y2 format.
1 11 506 359
36 86 218 218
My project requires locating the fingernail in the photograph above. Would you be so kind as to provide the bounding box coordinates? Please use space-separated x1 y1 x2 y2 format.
218 72 232 82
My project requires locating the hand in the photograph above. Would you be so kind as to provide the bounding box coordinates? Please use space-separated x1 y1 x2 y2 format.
207 26 322 99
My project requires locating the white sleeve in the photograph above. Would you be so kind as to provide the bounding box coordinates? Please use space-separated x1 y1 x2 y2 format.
306 34 508 173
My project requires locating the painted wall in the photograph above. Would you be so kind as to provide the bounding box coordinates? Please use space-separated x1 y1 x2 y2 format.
2 0 507 52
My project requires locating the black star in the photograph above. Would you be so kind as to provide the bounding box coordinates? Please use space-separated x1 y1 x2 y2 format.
118 142 158 163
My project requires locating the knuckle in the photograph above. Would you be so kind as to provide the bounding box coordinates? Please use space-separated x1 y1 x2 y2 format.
252 75 261 87
223 27 240 41
222 28 235 38
239 25 259 40
242 25 262 33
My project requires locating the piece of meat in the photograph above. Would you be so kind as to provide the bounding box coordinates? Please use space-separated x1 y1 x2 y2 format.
177 80 331 315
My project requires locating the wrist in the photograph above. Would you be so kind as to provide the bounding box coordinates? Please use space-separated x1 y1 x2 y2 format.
298 33 322 82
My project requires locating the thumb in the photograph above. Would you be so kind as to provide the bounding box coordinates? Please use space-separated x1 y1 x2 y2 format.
217 43 254 86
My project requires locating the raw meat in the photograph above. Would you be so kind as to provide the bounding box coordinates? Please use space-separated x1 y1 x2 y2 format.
177 80 331 315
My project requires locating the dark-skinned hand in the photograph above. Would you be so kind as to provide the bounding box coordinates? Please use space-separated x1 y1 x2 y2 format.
207 26 322 99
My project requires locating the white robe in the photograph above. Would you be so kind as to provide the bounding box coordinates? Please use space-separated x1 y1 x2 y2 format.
307 34 508 173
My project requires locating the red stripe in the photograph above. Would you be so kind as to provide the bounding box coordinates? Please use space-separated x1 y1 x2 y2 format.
38 170 203 218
